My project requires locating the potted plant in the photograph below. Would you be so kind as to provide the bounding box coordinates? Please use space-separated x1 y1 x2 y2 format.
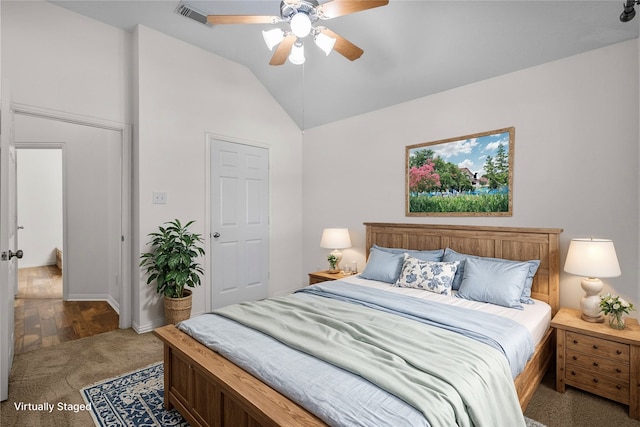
599 293 636 330
327 253 339 273
140 219 205 324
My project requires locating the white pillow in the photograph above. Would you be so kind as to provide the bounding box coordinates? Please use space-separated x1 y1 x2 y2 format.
394 254 459 296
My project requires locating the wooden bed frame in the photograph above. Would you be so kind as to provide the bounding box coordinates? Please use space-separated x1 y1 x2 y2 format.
154 223 563 427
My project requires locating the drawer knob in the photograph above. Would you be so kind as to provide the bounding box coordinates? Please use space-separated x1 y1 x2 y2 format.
616 350 622 355
593 362 599 367
593 378 599 383
616 368 622 373
571 371 577 376
593 345 598 349
616 385 622 390
573 340 578 344
572 356 578 360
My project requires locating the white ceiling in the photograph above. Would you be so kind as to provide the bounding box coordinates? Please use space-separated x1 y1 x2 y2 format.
51 0 639 129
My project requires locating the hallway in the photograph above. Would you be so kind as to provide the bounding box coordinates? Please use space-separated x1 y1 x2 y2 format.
14 266 119 354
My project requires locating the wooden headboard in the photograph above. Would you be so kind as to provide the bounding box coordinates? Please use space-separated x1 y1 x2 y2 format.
364 223 563 316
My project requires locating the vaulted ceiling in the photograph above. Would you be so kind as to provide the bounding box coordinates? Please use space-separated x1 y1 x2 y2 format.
51 1 639 129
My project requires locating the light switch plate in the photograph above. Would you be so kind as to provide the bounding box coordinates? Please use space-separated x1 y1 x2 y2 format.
153 192 167 204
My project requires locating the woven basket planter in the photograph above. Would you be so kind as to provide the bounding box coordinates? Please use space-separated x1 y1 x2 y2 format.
164 289 192 324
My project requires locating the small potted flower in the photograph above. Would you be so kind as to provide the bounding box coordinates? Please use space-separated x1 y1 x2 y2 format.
327 254 339 273
599 293 636 330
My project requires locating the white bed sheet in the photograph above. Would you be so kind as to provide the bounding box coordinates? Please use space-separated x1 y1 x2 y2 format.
337 274 551 347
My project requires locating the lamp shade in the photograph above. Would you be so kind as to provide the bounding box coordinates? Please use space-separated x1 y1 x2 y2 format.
288 41 305 65
314 31 336 55
262 28 284 50
320 228 351 249
564 238 621 278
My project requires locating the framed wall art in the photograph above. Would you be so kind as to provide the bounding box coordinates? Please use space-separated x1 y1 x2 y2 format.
406 127 514 216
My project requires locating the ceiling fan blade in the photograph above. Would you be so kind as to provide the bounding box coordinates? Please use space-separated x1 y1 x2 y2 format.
318 0 389 19
269 34 297 66
206 15 279 25
320 28 363 61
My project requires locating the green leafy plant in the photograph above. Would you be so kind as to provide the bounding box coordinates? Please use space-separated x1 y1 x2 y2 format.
327 254 338 270
140 219 205 298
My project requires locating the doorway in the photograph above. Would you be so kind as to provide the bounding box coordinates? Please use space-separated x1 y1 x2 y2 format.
11 104 132 330
13 146 119 353
16 147 63 291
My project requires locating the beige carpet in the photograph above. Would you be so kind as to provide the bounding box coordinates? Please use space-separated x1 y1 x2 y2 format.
1 328 163 427
1 327 639 427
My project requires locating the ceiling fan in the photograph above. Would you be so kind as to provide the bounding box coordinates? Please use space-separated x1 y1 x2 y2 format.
206 0 389 66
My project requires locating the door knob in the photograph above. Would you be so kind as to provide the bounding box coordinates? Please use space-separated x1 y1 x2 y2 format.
9 249 23 259
213 232 221 238
1 249 23 261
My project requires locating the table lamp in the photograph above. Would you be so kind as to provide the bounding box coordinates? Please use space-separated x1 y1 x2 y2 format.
564 238 621 322
320 228 351 272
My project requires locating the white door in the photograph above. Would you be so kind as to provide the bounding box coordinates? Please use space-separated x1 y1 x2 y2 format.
210 139 269 309
1 83 18 401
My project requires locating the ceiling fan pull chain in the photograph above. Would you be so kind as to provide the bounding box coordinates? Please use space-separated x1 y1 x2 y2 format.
302 61 306 134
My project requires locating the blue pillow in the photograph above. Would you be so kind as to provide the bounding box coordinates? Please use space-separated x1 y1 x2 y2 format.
443 248 540 303
372 245 444 262
456 257 530 310
360 248 404 283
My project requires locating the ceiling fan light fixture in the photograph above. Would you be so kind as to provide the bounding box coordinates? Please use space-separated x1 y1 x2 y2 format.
290 12 312 38
262 28 284 50
288 40 305 65
314 31 336 56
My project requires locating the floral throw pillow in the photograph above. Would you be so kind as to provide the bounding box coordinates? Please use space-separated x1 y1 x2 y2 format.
394 254 459 295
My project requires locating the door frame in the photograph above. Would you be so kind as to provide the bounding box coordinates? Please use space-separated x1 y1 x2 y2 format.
204 132 271 313
13 104 132 328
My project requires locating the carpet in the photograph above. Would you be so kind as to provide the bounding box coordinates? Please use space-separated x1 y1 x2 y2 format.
81 362 546 427
81 362 187 427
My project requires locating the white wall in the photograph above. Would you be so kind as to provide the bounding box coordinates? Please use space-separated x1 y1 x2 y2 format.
134 26 303 331
4 1 638 329
303 39 640 319
16 149 63 268
3 2 304 332
3 1 129 310
1 1 131 124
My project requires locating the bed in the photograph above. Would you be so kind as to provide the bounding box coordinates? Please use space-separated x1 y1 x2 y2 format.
154 222 562 427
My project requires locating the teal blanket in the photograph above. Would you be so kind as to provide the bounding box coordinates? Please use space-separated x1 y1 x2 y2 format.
214 293 525 427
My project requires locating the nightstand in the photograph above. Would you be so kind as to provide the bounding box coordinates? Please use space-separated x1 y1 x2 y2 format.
551 307 640 420
308 271 352 285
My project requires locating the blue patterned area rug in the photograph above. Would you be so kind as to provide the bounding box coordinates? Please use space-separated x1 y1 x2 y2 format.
82 361 545 427
81 362 188 427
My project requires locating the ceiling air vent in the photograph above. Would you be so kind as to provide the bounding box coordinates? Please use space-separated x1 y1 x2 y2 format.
175 2 211 26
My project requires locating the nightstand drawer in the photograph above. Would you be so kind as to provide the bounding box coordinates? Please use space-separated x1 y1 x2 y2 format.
566 350 629 379
565 364 630 404
308 271 352 285
566 331 629 362
309 276 328 285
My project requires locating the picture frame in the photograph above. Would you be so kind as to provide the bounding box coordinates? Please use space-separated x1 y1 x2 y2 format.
406 127 514 216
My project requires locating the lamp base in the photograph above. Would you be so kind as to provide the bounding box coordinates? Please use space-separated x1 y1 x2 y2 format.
580 277 604 323
580 313 604 323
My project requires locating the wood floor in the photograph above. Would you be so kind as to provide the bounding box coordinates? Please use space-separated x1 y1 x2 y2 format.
14 265 119 354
